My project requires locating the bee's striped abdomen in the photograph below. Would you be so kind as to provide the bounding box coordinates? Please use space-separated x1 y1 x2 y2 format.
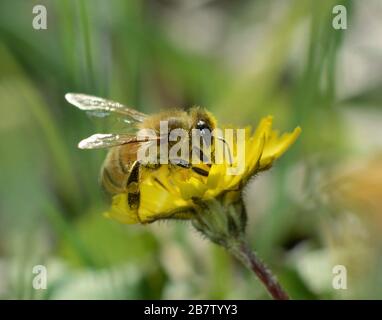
101 147 141 212
101 147 131 194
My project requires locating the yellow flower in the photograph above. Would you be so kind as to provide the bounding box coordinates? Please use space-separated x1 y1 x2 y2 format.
105 116 301 224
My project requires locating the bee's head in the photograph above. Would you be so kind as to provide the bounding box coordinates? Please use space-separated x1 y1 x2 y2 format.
189 107 216 135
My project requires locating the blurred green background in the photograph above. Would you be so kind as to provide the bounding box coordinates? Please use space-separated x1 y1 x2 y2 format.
1 0 382 299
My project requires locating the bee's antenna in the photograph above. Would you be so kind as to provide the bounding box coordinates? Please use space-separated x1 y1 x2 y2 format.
215 136 233 166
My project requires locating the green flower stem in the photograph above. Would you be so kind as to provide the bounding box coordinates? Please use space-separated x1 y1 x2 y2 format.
192 197 289 300
228 237 289 300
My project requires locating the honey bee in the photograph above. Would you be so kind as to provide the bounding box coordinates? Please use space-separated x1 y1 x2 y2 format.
65 93 225 210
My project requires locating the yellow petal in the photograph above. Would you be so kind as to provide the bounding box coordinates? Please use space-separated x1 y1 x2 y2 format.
138 179 192 222
246 131 266 174
178 176 208 200
207 164 225 189
253 116 273 141
260 126 301 169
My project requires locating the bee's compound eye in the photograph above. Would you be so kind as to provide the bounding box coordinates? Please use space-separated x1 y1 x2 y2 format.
195 119 212 148
196 120 208 131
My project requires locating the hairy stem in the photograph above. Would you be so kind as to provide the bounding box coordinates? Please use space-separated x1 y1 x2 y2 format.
228 238 289 300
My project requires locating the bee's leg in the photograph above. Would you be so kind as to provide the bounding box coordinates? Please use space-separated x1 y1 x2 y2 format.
126 161 140 210
171 157 210 177
190 166 209 177
170 158 191 169
190 146 212 177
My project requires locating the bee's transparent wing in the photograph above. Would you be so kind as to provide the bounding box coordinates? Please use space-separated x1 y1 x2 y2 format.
78 133 159 150
65 93 147 123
